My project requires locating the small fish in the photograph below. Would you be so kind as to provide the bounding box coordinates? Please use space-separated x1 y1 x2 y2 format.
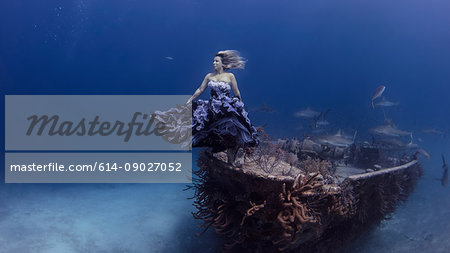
316 118 330 127
369 124 412 138
248 103 276 114
405 140 419 149
421 128 446 136
374 137 407 148
371 85 386 108
314 129 357 148
441 154 448 187
312 109 331 128
416 148 431 159
374 164 383 169
294 107 321 118
311 128 327 135
165 56 174 60
374 137 418 150
374 97 399 107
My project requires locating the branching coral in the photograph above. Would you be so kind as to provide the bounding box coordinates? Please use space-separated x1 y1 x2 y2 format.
244 128 285 173
190 153 261 250
274 173 324 250
189 157 234 236
240 200 266 226
298 156 331 177
282 152 299 176
326 183 357 218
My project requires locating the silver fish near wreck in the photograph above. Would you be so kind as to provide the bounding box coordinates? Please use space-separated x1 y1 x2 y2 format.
374 137 419 150
294 107 321 118
371 85 386 108
249 103 277 114
421 128 446 136
415 148 431 159
313 129 357 148
374 97 399 107
312 109 331 128
369 124 412 138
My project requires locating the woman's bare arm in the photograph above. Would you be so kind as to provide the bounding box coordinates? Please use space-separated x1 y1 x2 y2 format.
186 74 210 104
229 73 242 101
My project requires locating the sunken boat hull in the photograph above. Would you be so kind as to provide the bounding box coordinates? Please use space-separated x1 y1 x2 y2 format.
191 150 423 252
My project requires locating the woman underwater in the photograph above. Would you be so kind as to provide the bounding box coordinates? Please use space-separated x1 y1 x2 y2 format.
154 50 259 165
187 50 259 165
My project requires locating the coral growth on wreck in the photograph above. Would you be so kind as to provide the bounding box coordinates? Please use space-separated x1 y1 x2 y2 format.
297 156 331 177
273 173 358 251
188 150 422 252
243 129 334 180
274 173 323 250
244 128 285 174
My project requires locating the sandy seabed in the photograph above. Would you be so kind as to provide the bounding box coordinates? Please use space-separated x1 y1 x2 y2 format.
0 154 449 253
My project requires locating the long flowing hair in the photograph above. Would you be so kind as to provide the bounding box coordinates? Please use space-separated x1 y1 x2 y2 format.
216 50 246 70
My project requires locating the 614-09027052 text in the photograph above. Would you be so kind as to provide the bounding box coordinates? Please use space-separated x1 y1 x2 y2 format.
9 162 184 173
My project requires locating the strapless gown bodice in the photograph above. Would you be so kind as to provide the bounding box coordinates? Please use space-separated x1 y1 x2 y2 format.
208 80 232 99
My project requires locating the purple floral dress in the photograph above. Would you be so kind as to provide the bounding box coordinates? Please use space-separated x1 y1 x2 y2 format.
153 80 259 152
191 80 259 152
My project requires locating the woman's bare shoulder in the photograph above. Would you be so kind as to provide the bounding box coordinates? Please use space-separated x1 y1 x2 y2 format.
226 72 236 81
204 73 213 80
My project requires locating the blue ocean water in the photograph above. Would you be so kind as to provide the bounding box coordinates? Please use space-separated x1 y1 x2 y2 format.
1 0 449 252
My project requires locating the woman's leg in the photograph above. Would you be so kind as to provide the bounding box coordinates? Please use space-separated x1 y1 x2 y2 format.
227 146 239 166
